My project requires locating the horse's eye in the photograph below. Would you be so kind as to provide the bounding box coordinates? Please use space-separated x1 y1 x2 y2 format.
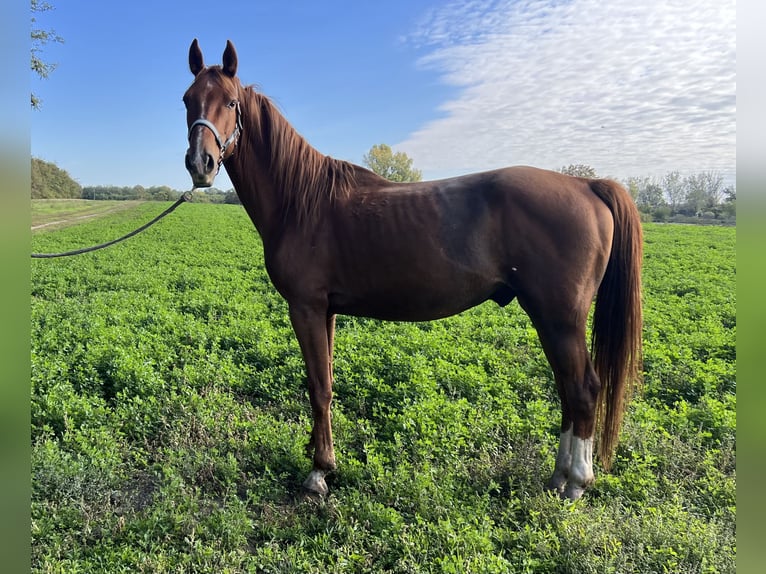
227 100 238 109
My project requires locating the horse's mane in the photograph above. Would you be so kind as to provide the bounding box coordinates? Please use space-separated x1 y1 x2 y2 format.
236 81 357 224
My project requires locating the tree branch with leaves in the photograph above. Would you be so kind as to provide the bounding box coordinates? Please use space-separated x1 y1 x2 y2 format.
31 0 63 109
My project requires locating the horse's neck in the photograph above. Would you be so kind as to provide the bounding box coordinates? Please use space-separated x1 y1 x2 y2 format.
225 149 283 241
230 90 345 236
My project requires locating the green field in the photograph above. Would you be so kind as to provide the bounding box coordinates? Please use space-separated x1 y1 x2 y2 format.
31 202 735 573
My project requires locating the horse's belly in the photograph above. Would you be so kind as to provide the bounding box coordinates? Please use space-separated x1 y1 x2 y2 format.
328 280 503 322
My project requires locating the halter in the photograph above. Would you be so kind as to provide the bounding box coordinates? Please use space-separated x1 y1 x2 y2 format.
187 100 243 170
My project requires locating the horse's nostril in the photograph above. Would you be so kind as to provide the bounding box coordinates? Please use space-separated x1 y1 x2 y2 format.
185 149 216 177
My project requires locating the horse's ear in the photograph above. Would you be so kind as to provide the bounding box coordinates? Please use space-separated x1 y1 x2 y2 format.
222 40 238 77
189 38 204 76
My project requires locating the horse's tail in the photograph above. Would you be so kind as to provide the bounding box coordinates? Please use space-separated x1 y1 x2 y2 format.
588 179 643 471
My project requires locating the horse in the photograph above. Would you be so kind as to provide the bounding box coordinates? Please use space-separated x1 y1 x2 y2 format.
183 39 643 500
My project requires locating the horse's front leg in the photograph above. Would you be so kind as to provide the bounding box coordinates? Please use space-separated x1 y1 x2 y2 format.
289 304 336 496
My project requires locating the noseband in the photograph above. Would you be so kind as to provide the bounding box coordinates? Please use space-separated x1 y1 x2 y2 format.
188 100 243 170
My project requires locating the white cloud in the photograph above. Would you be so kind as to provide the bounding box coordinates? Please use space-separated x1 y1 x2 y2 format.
398 0 736 184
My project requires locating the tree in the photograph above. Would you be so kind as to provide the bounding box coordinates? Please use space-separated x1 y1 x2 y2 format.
623 176 644 201
557 164 597 178
31 0 63 109
363 144 422 183
637 181 665 211
720 185 736 219
698 171 725 207
31 157 81 198
685 171 724 214
661 171 685 213
623 175 665 211
224 190 241 205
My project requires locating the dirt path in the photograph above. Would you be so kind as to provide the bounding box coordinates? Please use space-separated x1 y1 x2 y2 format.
31 201 144 231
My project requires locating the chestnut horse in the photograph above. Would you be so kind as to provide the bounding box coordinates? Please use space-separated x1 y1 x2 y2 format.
183 40 642 500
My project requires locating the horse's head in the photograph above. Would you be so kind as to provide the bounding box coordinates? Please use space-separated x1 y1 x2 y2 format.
184 39 243 188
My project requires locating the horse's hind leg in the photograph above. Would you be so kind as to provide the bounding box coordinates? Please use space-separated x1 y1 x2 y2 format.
521 301 601 500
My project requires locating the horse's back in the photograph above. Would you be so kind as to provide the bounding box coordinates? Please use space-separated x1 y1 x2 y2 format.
371 165 615 282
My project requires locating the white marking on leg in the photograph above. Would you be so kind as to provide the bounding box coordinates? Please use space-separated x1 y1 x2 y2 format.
564 436 594 500
303 470 328 497
547 426 573 493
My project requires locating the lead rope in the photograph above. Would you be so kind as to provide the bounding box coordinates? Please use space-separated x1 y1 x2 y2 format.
31 191 194 258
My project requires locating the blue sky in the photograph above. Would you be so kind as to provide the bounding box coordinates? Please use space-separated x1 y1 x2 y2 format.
31 0 736 191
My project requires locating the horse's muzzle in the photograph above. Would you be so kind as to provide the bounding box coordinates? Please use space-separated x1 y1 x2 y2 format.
185 147 216 188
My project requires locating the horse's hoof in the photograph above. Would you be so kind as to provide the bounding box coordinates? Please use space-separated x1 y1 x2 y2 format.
546 473 568 495
302 470 328 497
563 483 586 501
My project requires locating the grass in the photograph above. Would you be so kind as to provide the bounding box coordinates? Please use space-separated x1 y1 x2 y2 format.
31 201 735 573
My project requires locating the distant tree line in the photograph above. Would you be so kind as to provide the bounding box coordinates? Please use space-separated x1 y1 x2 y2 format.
189 189 241 205
558 164 735 225
31 158 241 204
80 185 241 204
623 171 734 225
81 185 180 201
33 155 733 224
